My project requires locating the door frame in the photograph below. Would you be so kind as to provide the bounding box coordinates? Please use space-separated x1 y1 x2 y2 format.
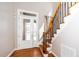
16 9 39 49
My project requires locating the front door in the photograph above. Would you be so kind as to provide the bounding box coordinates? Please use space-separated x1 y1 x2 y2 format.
17 10 38 49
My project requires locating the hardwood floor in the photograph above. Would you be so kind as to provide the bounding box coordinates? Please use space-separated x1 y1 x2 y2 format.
10 47 43 57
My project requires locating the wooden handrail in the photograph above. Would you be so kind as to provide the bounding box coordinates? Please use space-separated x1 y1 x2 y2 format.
47 2 61 34
53 2 61 19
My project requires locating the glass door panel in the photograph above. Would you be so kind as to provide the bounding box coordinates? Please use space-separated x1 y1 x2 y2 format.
33 20 37 41
24 19 31 40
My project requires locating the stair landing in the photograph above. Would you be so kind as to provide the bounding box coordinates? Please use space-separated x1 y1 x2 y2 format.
10 47 43 57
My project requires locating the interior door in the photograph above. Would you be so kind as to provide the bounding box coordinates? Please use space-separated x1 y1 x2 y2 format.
17 14 38 49
21 16 33 49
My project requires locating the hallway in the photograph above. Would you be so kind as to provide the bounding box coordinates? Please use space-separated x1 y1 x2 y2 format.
0 2 79 57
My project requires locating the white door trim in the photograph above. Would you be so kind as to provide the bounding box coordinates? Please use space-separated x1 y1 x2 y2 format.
16 9 39 49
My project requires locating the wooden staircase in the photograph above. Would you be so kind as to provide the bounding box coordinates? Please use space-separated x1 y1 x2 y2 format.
38 2 78 57
10 2 78 57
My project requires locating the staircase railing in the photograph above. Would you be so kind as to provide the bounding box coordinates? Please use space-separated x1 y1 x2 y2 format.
69 2 78 8
39 2 78 57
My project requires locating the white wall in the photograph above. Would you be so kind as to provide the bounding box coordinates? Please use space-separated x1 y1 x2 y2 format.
61 14 79 57
52 5 79 56
0 3 15 56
